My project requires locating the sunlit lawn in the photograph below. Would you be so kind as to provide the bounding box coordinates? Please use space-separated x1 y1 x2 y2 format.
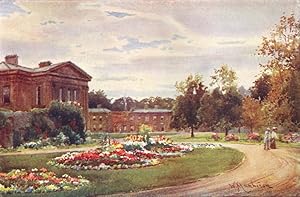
170 132 300 148
0 148 243 197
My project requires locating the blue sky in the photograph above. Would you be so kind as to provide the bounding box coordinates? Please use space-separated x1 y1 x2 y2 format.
0 0 299 99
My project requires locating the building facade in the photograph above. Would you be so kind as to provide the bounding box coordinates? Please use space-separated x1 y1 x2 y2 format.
0 55 92 121
87 108 173 132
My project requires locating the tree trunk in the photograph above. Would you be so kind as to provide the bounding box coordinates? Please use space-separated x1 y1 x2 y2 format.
225 128 229 136
191 126 195 138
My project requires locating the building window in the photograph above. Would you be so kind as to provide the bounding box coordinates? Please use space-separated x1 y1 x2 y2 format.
93 116 96 120
59 88 63 102
145 116 149 121
74 90 77 101
99 124 102 130
161 116 164 121
129 116 134 121
123 125 127 131
138 116 141 120
67 89 71 101
36 87 41 105
3 86 10 104
161 127 164 131
130 126 134 131
93 125 96 131
99 116 103 121
153 116 157 120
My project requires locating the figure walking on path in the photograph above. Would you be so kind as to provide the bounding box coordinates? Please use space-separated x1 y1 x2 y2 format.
270 127 278 149
264 128 271 150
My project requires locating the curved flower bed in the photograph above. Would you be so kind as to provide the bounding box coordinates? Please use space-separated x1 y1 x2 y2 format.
49 135 224 171
0 168 89 194
49 135 194 170
48 149 161 170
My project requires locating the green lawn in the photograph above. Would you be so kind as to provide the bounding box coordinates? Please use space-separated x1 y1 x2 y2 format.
170 132 300 148
0 148 244 197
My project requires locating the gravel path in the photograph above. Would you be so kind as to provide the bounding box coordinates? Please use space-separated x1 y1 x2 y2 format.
115 144 300 197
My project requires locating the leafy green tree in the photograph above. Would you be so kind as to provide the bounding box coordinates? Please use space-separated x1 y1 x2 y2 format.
207 65 242 135
88 90 112 109
210 64 237 93
171 74 207 137
221 90 243 135
111 97 137 111
198 88 224 131
137 97 174 109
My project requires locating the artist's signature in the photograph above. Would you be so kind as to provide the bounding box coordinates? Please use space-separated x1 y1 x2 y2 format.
229 181 273 193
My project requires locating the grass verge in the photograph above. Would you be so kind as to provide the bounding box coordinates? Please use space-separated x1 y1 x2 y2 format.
0 148 243 197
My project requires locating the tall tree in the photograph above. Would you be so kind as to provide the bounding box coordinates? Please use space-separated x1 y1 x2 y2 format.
209 65 242 135
250 74 272 102
88 90 112 109
242 97 264 132
210 64 238 93
171 74 207 137
198 88 224 131
257 14 300 129
289 48 300 124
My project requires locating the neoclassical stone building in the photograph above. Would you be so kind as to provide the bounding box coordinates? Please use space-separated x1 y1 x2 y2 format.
0 55 92 120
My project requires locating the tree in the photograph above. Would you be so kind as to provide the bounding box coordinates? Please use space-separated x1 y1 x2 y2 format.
198 88 224 131
257 14 300 129
242 97 264 132
250 74 272 101
208 65 242 135
171 74 207 137
210 64 238 93
289 50 300 124
221 89 243 135
137 97 174 109
111 97 137 111
88 90 112 109
258 14 299 73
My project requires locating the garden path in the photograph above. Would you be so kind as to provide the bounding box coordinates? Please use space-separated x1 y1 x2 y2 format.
119 144 300 196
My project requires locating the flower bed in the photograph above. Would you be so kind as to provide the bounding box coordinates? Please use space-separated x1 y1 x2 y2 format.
49 135 194 170
0 168 89 194
49 135 225 171
48 149 161 170
280 132 300 143
247 132 262 141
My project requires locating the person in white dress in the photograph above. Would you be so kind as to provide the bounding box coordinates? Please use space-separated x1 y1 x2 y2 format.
264 128 271 150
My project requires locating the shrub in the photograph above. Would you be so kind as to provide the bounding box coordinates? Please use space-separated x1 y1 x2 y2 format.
0 112 7 129
211 132 220 141
57 125 83 145
31 108 54 137
12 130 22 148
23 127 38 142
48 101 85 141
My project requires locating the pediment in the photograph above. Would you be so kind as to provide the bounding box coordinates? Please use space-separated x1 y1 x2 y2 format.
50 62 92 81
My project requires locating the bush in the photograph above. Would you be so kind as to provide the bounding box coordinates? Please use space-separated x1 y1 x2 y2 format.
48 101 85 141
12 130 22 148
31 108 54 137
56 125 84 145
23 127 38 142
0 112 7 129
